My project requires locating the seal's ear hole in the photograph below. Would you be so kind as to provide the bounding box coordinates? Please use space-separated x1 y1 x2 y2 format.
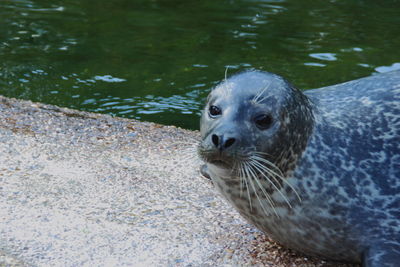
254 114 273 130
209 105 222 118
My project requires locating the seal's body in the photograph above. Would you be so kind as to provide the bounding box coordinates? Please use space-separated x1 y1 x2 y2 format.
198 70 400 266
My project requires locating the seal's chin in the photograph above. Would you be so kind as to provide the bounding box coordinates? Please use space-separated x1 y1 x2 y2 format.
208 159 231 169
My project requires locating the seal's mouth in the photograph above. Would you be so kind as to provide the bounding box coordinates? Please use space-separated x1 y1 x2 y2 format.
197 147 239 169
197 139 253 170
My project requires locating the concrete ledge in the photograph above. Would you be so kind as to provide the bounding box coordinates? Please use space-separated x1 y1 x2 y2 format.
0 96 357 266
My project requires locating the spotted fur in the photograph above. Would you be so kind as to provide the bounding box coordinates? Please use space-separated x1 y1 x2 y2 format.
198 70 400 266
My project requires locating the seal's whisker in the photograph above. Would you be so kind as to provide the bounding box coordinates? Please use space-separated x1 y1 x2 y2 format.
251 155 286 179
250 157 284 188
249 159 293 209
256 84 267 101
180 154 198 162
168 142 199 153
240 162 253 210
235 161 244 198
169 141 198 146
252 151 274 157
252 82 271 104
224 66 229 82
182 144 198 150
251 155 302 202
246 161 279 217
233 161 243 196
256 95 268 104
251 154 282 176
180 146 200 157
251 152 285 176
252 90 262 104
238 162 244 198
243 162 273 216
179 153 196 159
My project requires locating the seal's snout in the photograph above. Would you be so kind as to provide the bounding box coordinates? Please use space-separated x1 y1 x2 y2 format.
211 134 236 151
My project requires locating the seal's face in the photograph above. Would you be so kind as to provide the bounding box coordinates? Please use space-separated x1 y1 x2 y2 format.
197 70 313 218
198 71 293 172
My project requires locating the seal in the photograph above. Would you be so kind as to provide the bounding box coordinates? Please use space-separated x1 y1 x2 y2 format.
198 70 400 266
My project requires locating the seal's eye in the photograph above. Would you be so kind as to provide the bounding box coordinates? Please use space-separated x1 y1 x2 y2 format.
209 105 222 117
254 114 273 130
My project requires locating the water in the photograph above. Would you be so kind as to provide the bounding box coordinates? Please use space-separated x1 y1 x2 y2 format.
1 0 400 130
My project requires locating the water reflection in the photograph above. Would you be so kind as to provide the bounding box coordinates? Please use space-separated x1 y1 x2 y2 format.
0 0 399 129
94 75 127 83
375 63 400 73
82 91 203 119
304 62 326 67
309 53 337 61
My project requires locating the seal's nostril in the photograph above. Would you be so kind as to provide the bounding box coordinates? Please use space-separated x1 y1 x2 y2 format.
224 138 236 148
211 134 219 147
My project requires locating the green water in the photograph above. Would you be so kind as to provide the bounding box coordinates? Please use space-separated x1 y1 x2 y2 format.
1 0 400 130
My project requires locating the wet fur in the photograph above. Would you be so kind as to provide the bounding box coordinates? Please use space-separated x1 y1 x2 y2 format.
198 70 400 266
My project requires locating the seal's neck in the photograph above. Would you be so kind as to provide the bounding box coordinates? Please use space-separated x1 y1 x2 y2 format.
272 86 315 177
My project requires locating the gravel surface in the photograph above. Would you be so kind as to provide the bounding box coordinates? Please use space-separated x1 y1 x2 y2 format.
0 96 359 267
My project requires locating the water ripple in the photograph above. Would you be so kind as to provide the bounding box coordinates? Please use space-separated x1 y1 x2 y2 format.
309 53 337 61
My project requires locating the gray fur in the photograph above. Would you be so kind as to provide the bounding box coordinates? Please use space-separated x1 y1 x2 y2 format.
198 70 400 266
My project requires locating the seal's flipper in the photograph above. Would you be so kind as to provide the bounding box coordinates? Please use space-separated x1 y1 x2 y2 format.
362 243 400 267
200 164 211 180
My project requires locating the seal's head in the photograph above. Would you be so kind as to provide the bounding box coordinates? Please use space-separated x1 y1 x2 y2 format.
198 70 314 177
